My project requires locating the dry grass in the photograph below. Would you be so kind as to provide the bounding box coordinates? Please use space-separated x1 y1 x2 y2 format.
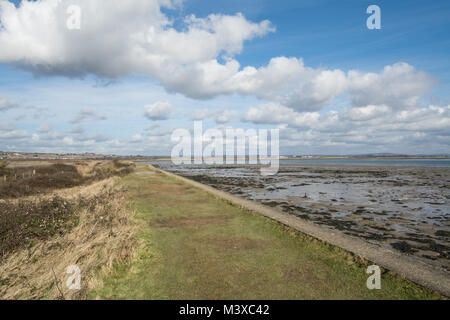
0 160 135 199
0 174 138 300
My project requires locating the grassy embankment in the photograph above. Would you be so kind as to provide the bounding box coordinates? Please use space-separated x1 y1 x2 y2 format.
0 160 136 299
92 164 443 299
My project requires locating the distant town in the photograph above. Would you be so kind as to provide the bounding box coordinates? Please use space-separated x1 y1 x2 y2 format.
1 151 449 162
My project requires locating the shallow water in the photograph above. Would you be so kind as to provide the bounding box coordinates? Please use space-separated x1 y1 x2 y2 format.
280 158 450 167
147 161 450 271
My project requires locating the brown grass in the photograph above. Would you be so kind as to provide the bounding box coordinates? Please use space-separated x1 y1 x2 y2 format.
0 163 137 300
207 237 264 250
0 160 134 199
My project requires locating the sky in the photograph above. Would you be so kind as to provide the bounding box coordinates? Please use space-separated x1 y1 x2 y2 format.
0 0 449 155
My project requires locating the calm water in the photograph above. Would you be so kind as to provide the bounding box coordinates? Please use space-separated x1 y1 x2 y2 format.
280 158 450 167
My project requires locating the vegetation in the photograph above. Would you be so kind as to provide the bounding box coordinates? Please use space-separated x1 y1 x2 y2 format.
0 160 134 198
92 164 443 300
0 160 8 170
0 160 137 299
0 196 78 258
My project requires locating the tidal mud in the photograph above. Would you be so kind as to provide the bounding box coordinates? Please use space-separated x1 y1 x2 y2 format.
151 162 450 271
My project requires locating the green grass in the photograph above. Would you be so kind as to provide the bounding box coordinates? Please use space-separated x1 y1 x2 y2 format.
91 165 443 299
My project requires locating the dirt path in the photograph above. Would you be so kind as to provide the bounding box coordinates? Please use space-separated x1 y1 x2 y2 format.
92 165 443 299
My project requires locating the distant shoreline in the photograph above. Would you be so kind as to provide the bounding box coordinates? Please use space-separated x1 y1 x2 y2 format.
1 151 450 162
281 156 450 160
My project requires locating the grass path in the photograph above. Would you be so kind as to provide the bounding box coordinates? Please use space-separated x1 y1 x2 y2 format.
92 165 441 299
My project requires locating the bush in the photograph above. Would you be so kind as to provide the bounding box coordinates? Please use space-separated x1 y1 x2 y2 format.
0 160 8 170
0 161 135 199
0 164 85 198
0 196 78 257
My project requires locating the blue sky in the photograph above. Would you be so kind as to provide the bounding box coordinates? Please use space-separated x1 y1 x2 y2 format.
0 0 449 155
182 0 450 76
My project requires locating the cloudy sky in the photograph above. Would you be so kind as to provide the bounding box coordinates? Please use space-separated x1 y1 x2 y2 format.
0 0 449 155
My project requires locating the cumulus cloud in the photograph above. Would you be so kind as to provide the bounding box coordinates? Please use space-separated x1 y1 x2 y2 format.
0 0 435 112
214 110 237 124
243 103 320 128
343 105 391 121
0 122 30 140
235 60 433 112
347 62 435 109
144 101 172 120
0 130 29 140
130 133 143 142
0 0 273 77
243 102 450 153
0 0 446 155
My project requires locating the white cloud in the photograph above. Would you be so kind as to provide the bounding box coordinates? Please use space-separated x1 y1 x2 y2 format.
243 103 320 128
348 62 435 109
242 102 450 153
0 0 435 112
190 108 218 121
214 110 237 124
0 130 29 139
0 0 446 155
0 122 30 140
1 102 449 154
229 57 347 111
343 105 391 121
0 0 273 77
0 97 18 111
144 101 172 120
131 133 143 142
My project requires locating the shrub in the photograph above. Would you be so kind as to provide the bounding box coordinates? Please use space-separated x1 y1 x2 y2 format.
0 160 8 170
0 161 135 199
0 196 78 257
